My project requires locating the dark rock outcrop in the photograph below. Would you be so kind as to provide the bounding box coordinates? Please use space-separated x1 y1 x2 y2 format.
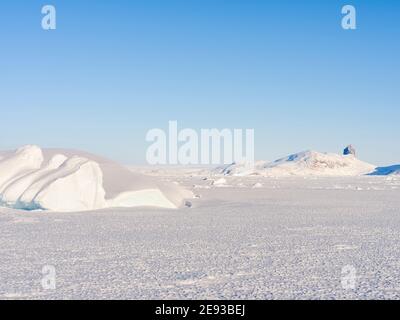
343 145 356 156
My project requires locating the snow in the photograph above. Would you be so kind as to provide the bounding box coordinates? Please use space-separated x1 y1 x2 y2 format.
1 170 400 299
1 146 400 299
1 154 68 205
0 145 44 192
0 146 192 212
216 160 268 176
108 189 177 209
263 151 376 177
25 157 107 212
217 150 377 177
212 178 228 187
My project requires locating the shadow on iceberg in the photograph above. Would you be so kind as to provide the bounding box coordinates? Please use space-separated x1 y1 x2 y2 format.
367 165 400 176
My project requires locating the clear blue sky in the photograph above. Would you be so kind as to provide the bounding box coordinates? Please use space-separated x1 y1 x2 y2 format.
1 0 399 165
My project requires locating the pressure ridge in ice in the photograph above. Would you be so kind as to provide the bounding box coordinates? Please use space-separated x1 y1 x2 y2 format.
217 150 378 177
0 146 192 212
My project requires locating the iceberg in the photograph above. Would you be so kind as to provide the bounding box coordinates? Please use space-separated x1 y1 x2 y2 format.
0 146 192 212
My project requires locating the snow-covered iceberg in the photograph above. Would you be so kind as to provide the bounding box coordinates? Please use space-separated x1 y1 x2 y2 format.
0 146 192 212
262 150 376 177
217 149 377 177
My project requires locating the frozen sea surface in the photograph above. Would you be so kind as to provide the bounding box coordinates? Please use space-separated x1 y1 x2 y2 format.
1 175 400 299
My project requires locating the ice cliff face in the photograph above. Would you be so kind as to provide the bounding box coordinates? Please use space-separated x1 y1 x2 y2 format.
0 145 192 212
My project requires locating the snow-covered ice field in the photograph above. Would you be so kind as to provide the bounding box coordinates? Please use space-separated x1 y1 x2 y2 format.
1 169 400 300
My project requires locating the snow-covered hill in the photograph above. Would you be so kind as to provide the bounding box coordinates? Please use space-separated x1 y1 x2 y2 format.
217 150 377 177
0 146 192 212
262 150 376 177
